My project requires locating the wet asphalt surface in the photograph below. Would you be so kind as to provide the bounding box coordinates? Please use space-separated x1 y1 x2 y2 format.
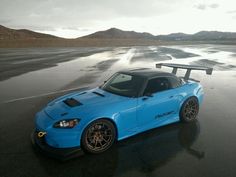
0 45 236 177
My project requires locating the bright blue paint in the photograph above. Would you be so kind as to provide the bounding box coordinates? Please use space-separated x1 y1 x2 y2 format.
35 80 204 148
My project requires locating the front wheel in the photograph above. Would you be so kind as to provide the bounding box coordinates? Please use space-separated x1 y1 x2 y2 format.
81 119 116 154
180 97 199 123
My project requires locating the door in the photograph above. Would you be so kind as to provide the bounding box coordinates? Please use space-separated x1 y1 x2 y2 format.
137 77 180 130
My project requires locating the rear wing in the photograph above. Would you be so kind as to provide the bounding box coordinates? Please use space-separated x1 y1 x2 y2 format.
156 63 213 80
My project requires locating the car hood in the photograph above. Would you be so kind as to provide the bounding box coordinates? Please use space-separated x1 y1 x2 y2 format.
44 87 127 120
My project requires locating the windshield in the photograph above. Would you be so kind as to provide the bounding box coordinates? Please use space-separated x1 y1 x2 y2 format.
101 73 144 97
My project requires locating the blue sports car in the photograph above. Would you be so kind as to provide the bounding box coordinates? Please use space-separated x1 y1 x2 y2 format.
32 63 212 159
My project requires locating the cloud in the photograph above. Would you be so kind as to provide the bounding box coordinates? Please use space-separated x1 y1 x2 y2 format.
0 0 235 38
209 3 219 9
226 10 236 20
61 26 90 31
7 25 57 32
0 18 12 24
194 3 219 10
0 0 188 36
227 10 236 14
194 4 207 10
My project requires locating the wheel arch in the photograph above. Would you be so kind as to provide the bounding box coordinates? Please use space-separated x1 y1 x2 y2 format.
179 95 199 122
179 95 199 113
98 117 118 140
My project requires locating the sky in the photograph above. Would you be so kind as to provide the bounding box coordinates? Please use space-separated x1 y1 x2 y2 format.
0 0 236 38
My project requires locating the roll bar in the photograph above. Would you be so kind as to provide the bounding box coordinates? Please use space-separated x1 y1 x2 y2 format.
156 63 213 80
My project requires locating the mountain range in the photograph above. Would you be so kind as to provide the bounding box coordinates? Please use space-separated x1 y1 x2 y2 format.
83 28 236 41
0 25 58 40
0 25 236 47
156 31 236 41
81 28 154 39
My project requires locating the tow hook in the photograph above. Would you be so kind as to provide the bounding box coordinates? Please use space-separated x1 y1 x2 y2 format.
37 131 47 138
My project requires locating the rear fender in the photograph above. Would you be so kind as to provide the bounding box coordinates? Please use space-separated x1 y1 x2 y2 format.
178 82 203 111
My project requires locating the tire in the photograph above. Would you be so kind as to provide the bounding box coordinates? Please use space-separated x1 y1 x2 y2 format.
180 97 199 123
81 119 116 154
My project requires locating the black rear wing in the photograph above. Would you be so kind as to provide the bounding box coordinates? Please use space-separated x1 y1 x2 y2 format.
156 63 213 80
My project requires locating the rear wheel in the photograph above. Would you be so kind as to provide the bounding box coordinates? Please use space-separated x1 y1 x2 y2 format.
180 97 199 123
82 119 116 154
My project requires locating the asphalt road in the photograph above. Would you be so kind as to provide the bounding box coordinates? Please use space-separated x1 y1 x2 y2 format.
0 45 236 177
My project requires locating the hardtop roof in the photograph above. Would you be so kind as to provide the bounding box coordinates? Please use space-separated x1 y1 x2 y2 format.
119 68 175 78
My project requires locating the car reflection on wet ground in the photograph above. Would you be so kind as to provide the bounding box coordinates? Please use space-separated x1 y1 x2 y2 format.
0 45 236 177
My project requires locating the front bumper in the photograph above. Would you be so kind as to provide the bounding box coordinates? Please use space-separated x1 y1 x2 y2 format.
31 130 84 160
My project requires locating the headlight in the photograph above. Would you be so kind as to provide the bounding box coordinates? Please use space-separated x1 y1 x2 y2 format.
53 119 80 128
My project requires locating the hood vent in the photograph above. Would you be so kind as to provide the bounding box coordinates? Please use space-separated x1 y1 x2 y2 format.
63 98 82 107
92 91 105 97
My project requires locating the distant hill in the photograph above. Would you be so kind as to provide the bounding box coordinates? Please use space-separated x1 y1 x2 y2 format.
157 33 190 41
156 31 236 41
0 24 236 47
81 28 236 41
81 28 155 39
1 24 236 41
191 31 236 40
0 25 59 40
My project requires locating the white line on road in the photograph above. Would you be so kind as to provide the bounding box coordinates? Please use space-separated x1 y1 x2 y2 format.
1 86 89 104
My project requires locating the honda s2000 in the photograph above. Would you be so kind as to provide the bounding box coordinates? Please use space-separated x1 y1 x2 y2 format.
32 63 212 159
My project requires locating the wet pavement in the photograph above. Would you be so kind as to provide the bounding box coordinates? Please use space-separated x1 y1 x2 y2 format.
0 45 236 177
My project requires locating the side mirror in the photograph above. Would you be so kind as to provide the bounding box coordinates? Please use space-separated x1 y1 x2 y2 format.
99 81 107 88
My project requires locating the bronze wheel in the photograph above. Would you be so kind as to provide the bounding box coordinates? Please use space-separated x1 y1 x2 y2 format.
180 97 199 123
82 119 116 154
